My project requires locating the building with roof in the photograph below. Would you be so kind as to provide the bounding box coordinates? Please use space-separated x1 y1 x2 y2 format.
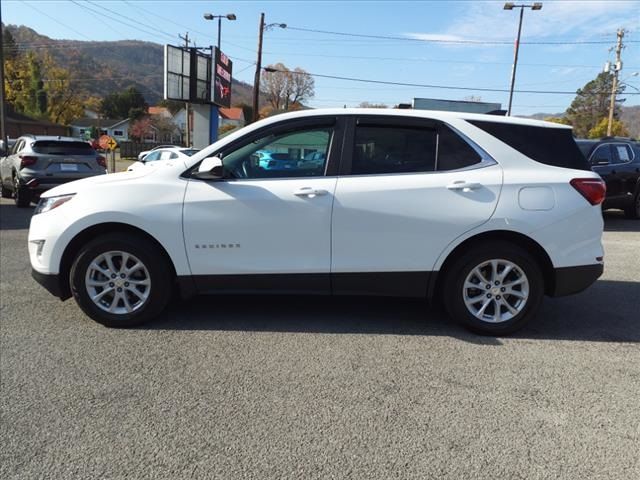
6 111 68 138
219 107 245 128
69 118 130 141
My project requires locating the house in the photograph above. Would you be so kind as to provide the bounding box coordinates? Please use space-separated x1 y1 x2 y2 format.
148 106 172 119
219 107 245 128
6 110 68 137
69 118 130 141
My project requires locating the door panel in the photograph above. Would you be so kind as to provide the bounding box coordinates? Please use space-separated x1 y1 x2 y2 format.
183 177 337 278
331 165 502 275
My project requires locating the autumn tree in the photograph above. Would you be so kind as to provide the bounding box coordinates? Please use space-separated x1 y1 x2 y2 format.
262 63 315 111
587 117 629 139
565 72 624 137
101 87 148 120
129 117 153 141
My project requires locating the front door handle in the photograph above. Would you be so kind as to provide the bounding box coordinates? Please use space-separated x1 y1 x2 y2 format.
293 187 328 198
447 181 482 192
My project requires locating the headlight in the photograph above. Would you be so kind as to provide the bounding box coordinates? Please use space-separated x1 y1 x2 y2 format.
34 194 75 215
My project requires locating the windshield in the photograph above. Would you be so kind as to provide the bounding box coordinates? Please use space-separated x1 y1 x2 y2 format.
32 141 95 156
181 149 200 157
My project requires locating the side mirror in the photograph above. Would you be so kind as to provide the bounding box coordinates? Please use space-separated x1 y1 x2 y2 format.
193 156 224 180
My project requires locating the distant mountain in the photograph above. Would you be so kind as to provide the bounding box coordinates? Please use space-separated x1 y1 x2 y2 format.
6 24 257 107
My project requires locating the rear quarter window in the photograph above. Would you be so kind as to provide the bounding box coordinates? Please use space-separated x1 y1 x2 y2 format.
32 141 95 156
468 120 590 171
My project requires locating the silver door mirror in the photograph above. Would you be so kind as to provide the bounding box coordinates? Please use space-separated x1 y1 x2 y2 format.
194 156 223 179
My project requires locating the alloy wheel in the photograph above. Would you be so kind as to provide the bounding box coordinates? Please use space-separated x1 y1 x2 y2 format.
462 259 530 323
85 251 151 314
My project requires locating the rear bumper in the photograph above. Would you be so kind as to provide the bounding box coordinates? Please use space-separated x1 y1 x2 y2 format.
550 264 603 297
31 269 70 300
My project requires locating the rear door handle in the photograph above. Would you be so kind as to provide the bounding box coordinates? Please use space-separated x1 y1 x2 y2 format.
293 187 328 198
446 181 482 192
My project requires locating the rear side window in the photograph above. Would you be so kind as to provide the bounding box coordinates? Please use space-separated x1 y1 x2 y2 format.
437 126 483 171
32 141 95 156
469 120 590 171
353 126 437 175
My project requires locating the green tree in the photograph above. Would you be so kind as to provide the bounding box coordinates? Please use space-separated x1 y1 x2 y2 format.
587 117 630 138
101 86 148 120
565 72 624 138
544 116 571 125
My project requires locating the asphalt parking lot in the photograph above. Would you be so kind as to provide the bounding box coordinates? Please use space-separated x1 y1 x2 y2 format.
1 197 639 479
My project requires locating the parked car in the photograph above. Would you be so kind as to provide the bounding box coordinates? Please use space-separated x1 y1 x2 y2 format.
28 109 605 335
252 150 299 171
128 147 200 172
575 137 640 219
138 144 180 161
0 135 107 207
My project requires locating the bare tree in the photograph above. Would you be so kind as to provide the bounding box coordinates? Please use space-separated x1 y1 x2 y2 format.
262 63 315 112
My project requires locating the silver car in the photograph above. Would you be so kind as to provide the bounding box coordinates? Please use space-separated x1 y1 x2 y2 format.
0 135 107 207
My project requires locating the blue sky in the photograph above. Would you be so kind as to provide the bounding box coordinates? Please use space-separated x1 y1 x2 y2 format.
3 0 640 115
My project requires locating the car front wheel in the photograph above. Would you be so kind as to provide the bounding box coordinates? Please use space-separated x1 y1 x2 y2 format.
70 233 172 327
442 242 544 335
624 190 640 219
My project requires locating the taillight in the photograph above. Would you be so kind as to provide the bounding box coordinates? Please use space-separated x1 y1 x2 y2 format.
96 155 107 168
19 155 38 168
570 178 606 205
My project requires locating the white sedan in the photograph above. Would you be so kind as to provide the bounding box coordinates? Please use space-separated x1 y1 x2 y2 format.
127 147 200 172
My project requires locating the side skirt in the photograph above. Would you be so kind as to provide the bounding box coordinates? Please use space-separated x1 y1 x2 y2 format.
177 272 433 298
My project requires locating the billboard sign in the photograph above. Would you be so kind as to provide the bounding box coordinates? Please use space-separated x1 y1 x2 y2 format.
164 45 213 104
164 45 191 102
212 47 233 108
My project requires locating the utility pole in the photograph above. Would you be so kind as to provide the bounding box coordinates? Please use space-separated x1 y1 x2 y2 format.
0 11 9 154
252 13 265 123
179 32 191 146
607 29 625 137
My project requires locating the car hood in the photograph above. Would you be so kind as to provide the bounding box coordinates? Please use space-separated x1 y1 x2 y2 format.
41 167 155 198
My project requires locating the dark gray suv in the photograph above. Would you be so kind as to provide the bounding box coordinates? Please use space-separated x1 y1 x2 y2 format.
0 135 107 207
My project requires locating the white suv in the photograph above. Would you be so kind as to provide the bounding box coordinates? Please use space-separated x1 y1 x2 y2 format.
28 109 605 335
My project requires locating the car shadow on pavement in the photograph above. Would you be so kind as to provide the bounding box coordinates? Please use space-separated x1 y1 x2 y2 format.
0 201 34 230
150 279 639 344
603 210 639 232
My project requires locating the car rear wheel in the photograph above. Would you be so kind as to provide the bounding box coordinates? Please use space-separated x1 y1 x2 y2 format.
70 233 172 327
13 176 31 207
0 180 12 198
623 191 640 219
442 242 544 335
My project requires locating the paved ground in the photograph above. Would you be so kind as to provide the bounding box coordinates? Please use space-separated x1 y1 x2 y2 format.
1 197 639 479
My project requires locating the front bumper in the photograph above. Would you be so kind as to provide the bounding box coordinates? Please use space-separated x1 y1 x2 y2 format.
31 269 70 300
550 264 603 297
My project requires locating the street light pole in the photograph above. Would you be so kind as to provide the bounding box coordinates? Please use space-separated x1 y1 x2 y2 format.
252 13 265 123
251 16 287 123
504 2 542 116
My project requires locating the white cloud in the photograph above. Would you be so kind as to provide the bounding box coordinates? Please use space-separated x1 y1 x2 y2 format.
404 0 639 44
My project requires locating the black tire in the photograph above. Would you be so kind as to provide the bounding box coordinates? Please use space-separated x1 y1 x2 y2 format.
69 233 172 327
442 241 544 336
0 180 12 198
623 190 640 219
13 176 31 208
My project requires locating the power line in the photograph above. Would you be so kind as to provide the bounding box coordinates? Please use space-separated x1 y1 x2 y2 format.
284 25 639 45
263 67 640 96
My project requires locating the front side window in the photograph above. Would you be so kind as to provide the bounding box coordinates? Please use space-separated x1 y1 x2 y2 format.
144 151 161 162
353 126 437 175
590 144 613 165
221 128 332 179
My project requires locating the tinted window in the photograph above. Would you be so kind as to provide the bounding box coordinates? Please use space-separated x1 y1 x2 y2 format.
353 126 437 175
32 141 95 156
437 126 483 171
575 141 595 159
469 121 590 171
590 144 613 165
222 128 332 179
